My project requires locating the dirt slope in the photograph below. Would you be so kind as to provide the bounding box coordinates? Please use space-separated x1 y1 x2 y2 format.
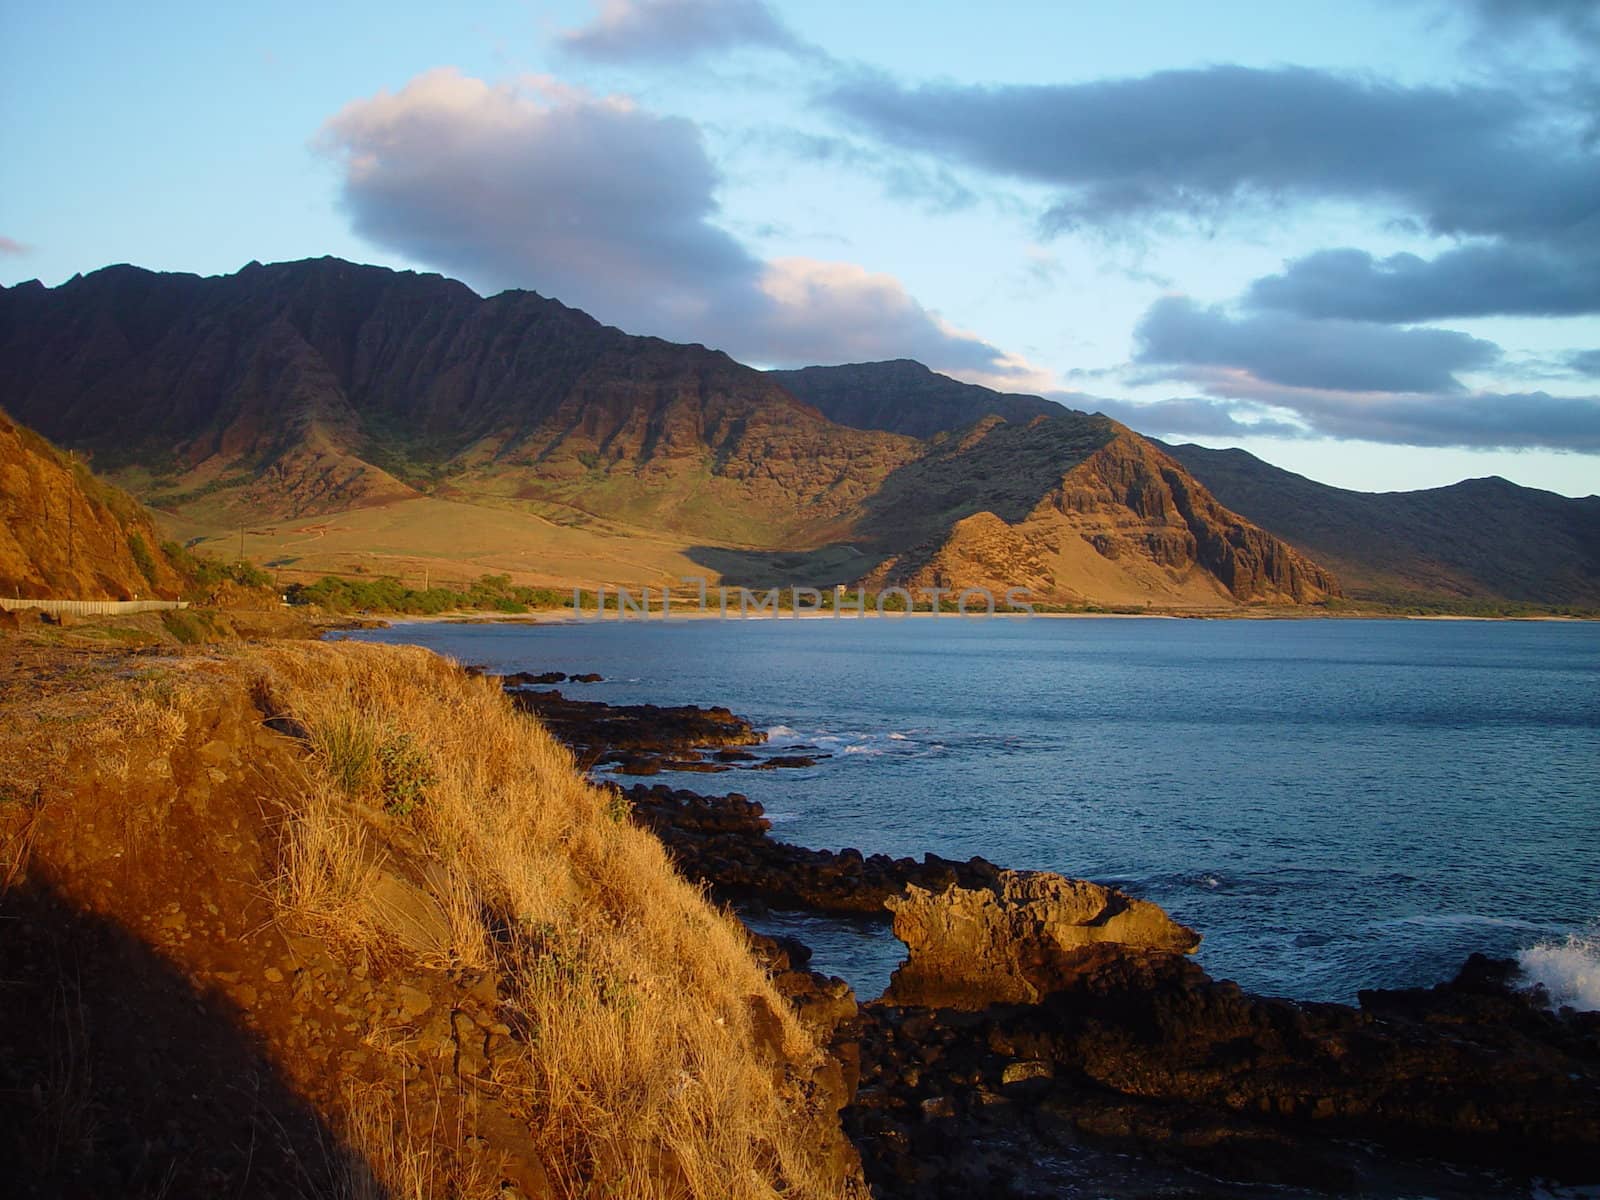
0 409 187 599
0 640 862 1199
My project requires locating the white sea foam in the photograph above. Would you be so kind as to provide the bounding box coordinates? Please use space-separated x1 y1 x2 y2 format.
1518 928 1600 1012
842 745 882 756
887 732 910 741
1399 912 1551 931
765 724 801 739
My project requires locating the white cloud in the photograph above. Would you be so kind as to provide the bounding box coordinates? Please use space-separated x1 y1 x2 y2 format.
316 68 1028 379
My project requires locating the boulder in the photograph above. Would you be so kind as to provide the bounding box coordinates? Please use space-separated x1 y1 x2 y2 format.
885 870 1200 1008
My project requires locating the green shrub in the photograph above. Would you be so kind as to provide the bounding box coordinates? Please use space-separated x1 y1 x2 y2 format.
376 731 434 817
127 533 160 585
160 609 206 644
285 573 574 615
161 541 272 592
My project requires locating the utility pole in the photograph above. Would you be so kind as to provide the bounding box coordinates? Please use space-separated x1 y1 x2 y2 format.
238 521 245 563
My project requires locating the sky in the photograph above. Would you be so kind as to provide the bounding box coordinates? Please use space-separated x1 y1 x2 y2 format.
2 0 1598 497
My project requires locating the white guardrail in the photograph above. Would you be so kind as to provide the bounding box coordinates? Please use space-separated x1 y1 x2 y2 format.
1 598 189 616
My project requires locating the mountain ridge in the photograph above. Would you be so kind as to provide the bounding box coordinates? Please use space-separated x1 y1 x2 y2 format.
762 358 1599 607
1 258 1338 607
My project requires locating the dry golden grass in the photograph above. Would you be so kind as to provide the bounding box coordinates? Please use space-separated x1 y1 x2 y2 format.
253 641 847 1199
334 1079 505 1200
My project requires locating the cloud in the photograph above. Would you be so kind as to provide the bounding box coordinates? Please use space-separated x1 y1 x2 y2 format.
316 69 1021 378
1219 380 1600 452
824 65 1600 245
1090 395 1310 441
1570 349 1600 377
0 236 29 257
1449 0 1600 47
558 0 801 63
1245 244 1600 321
1133 296 1501 394
751 258 1012 372
1126 297 1600 451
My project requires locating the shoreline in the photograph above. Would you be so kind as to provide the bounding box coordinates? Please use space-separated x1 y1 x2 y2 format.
491 665 1600 1196
346 605 1598 627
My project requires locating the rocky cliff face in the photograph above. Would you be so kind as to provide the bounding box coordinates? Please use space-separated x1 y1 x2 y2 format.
0 260 1341 606
0 409 186 599
1048 434 1340 603
885 871 1201 1008
865 426 1340 605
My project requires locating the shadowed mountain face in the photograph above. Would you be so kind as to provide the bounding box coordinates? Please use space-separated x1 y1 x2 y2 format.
0 260 1337 606
1158 443 1600 606
770 360 1062 438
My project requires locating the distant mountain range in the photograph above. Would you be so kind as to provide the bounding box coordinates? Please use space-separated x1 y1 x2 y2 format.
1155 443 1600 607
0 258 1591 609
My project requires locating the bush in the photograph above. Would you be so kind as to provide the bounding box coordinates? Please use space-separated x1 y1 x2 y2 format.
375 730 433 817
161 541 273 592
127 534 160 586
285 573 574 615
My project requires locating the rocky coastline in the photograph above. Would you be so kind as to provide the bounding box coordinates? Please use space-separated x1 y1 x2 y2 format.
501 672 1600 1199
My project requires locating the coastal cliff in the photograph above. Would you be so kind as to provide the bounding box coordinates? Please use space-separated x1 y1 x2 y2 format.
0 640 863 1198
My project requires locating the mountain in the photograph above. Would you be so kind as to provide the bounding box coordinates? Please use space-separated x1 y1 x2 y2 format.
1156 443 1600 607
771 359 1062 438
0 408 187 599
0 259 1337 608
774 360 1600 608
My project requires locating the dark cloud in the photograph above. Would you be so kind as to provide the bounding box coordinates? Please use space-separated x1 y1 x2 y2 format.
750 128 982 215
824 65 1600 245
1451 0 1600 47
1245 243 1600 321
1089 395 1309 441
1243 385 1600 452
1133 297 1501 394
1570 349 1600 377
559 0 801 63
1125 298 1600 451
315 69 1021 378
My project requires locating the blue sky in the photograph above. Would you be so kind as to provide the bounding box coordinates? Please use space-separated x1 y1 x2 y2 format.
3 0 1598 495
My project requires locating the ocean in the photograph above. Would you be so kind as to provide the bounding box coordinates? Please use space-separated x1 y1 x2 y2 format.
343 615 1600 1007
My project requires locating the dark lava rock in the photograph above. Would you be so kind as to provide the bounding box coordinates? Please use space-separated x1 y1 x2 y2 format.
507 688 763 775
618 783 1001 916
501 670 567 686
847 946 1600 1197
749 754 825 770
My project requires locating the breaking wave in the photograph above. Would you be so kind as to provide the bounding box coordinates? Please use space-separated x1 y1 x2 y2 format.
1518 927 1600 1012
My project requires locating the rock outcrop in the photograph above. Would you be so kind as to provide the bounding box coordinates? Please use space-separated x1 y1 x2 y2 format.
851 947 1600 1198
860 419 1340 606
884 871 1201 1008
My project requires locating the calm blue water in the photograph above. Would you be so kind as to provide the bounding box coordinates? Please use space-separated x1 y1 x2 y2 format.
344 617 1600 1004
